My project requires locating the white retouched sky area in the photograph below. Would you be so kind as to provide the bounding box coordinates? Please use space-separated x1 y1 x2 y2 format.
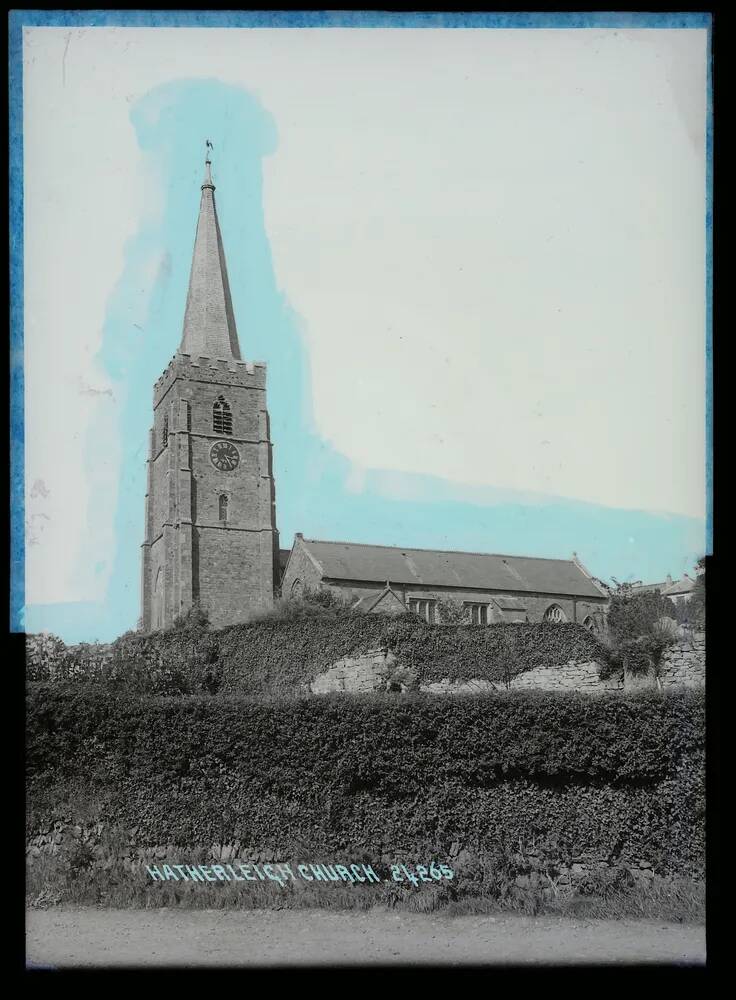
22 26 708 606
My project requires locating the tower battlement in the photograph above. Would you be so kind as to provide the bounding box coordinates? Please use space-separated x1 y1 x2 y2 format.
153 352 268 407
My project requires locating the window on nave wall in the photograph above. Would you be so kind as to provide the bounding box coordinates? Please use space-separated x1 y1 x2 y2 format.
463 602 489 625
544 604 567 623
213 396 233 435
408 598 436 624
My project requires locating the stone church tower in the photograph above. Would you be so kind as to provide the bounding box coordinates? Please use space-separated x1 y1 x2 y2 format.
140 154 279 631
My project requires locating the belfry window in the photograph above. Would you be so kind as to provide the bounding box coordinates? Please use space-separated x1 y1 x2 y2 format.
219 494 229 522
162 416 169 448
544 604 567 623
213 396 233 435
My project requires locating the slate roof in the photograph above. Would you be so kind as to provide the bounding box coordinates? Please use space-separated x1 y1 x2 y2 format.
632 576 696 598
278 549 291 578
491 596 528 611
298 538 606 599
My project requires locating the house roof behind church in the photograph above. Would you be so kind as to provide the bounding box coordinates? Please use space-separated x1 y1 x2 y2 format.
299 538 606 599
632 576 695 598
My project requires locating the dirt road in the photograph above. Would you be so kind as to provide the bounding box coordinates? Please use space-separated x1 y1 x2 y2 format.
26 908 705 968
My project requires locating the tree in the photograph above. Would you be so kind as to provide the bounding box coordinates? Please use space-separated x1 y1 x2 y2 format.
687 557 706 628
435 596 471 625
606 586 679 676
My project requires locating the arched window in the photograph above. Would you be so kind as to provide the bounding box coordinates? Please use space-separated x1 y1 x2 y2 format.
544 604 567 623
218 494 229 522
291 578 303 598
213 396 233 435
162 415 169 448
582 615 595 631
153 568 163 629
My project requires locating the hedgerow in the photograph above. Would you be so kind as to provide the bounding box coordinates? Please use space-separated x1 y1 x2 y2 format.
26 618 611 696
26 686 705 877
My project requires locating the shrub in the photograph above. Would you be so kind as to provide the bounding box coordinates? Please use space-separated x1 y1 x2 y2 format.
170 602 211 632
26 633 68 681
672 559 706 629
247 586 354 623
435 597 470 625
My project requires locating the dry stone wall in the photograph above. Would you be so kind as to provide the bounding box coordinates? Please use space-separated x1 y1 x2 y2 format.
506 659 622 692
310 649 409 693
308 650 621 694
308 631 705 695
658 630 705 689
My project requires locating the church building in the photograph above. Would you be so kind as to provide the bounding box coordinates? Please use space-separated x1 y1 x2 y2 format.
282 536 608 627
140 155 608 631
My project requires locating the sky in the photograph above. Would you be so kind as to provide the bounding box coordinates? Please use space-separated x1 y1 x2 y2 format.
17 19 710 642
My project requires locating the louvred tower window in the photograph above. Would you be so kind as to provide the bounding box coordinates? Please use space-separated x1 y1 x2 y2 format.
213 396 233 435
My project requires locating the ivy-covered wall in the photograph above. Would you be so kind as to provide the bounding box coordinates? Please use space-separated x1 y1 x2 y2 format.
26 619 611 697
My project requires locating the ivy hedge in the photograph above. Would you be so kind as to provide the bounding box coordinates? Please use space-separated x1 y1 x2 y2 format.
26 618 612 696
26 686 705 876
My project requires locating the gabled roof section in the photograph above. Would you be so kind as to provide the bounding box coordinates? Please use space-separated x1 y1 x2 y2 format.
298 538 607 600
180 157 242 360
362 584 408 615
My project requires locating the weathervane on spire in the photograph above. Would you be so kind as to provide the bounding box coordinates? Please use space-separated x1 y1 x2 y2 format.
203 140 214 188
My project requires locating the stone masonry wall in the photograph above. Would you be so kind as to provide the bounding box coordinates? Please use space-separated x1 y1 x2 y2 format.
308 651 620 695
280 537 324 599
308 631 705 696
506 660 623 692
658 629 705 689
310 649 403 694
318 580 607 626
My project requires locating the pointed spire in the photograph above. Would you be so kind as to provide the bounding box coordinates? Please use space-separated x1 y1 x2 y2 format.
203 157 213 188
179 143 242 360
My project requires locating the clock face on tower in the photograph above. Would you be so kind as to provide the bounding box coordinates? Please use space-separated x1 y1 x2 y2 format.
210 440 240 472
